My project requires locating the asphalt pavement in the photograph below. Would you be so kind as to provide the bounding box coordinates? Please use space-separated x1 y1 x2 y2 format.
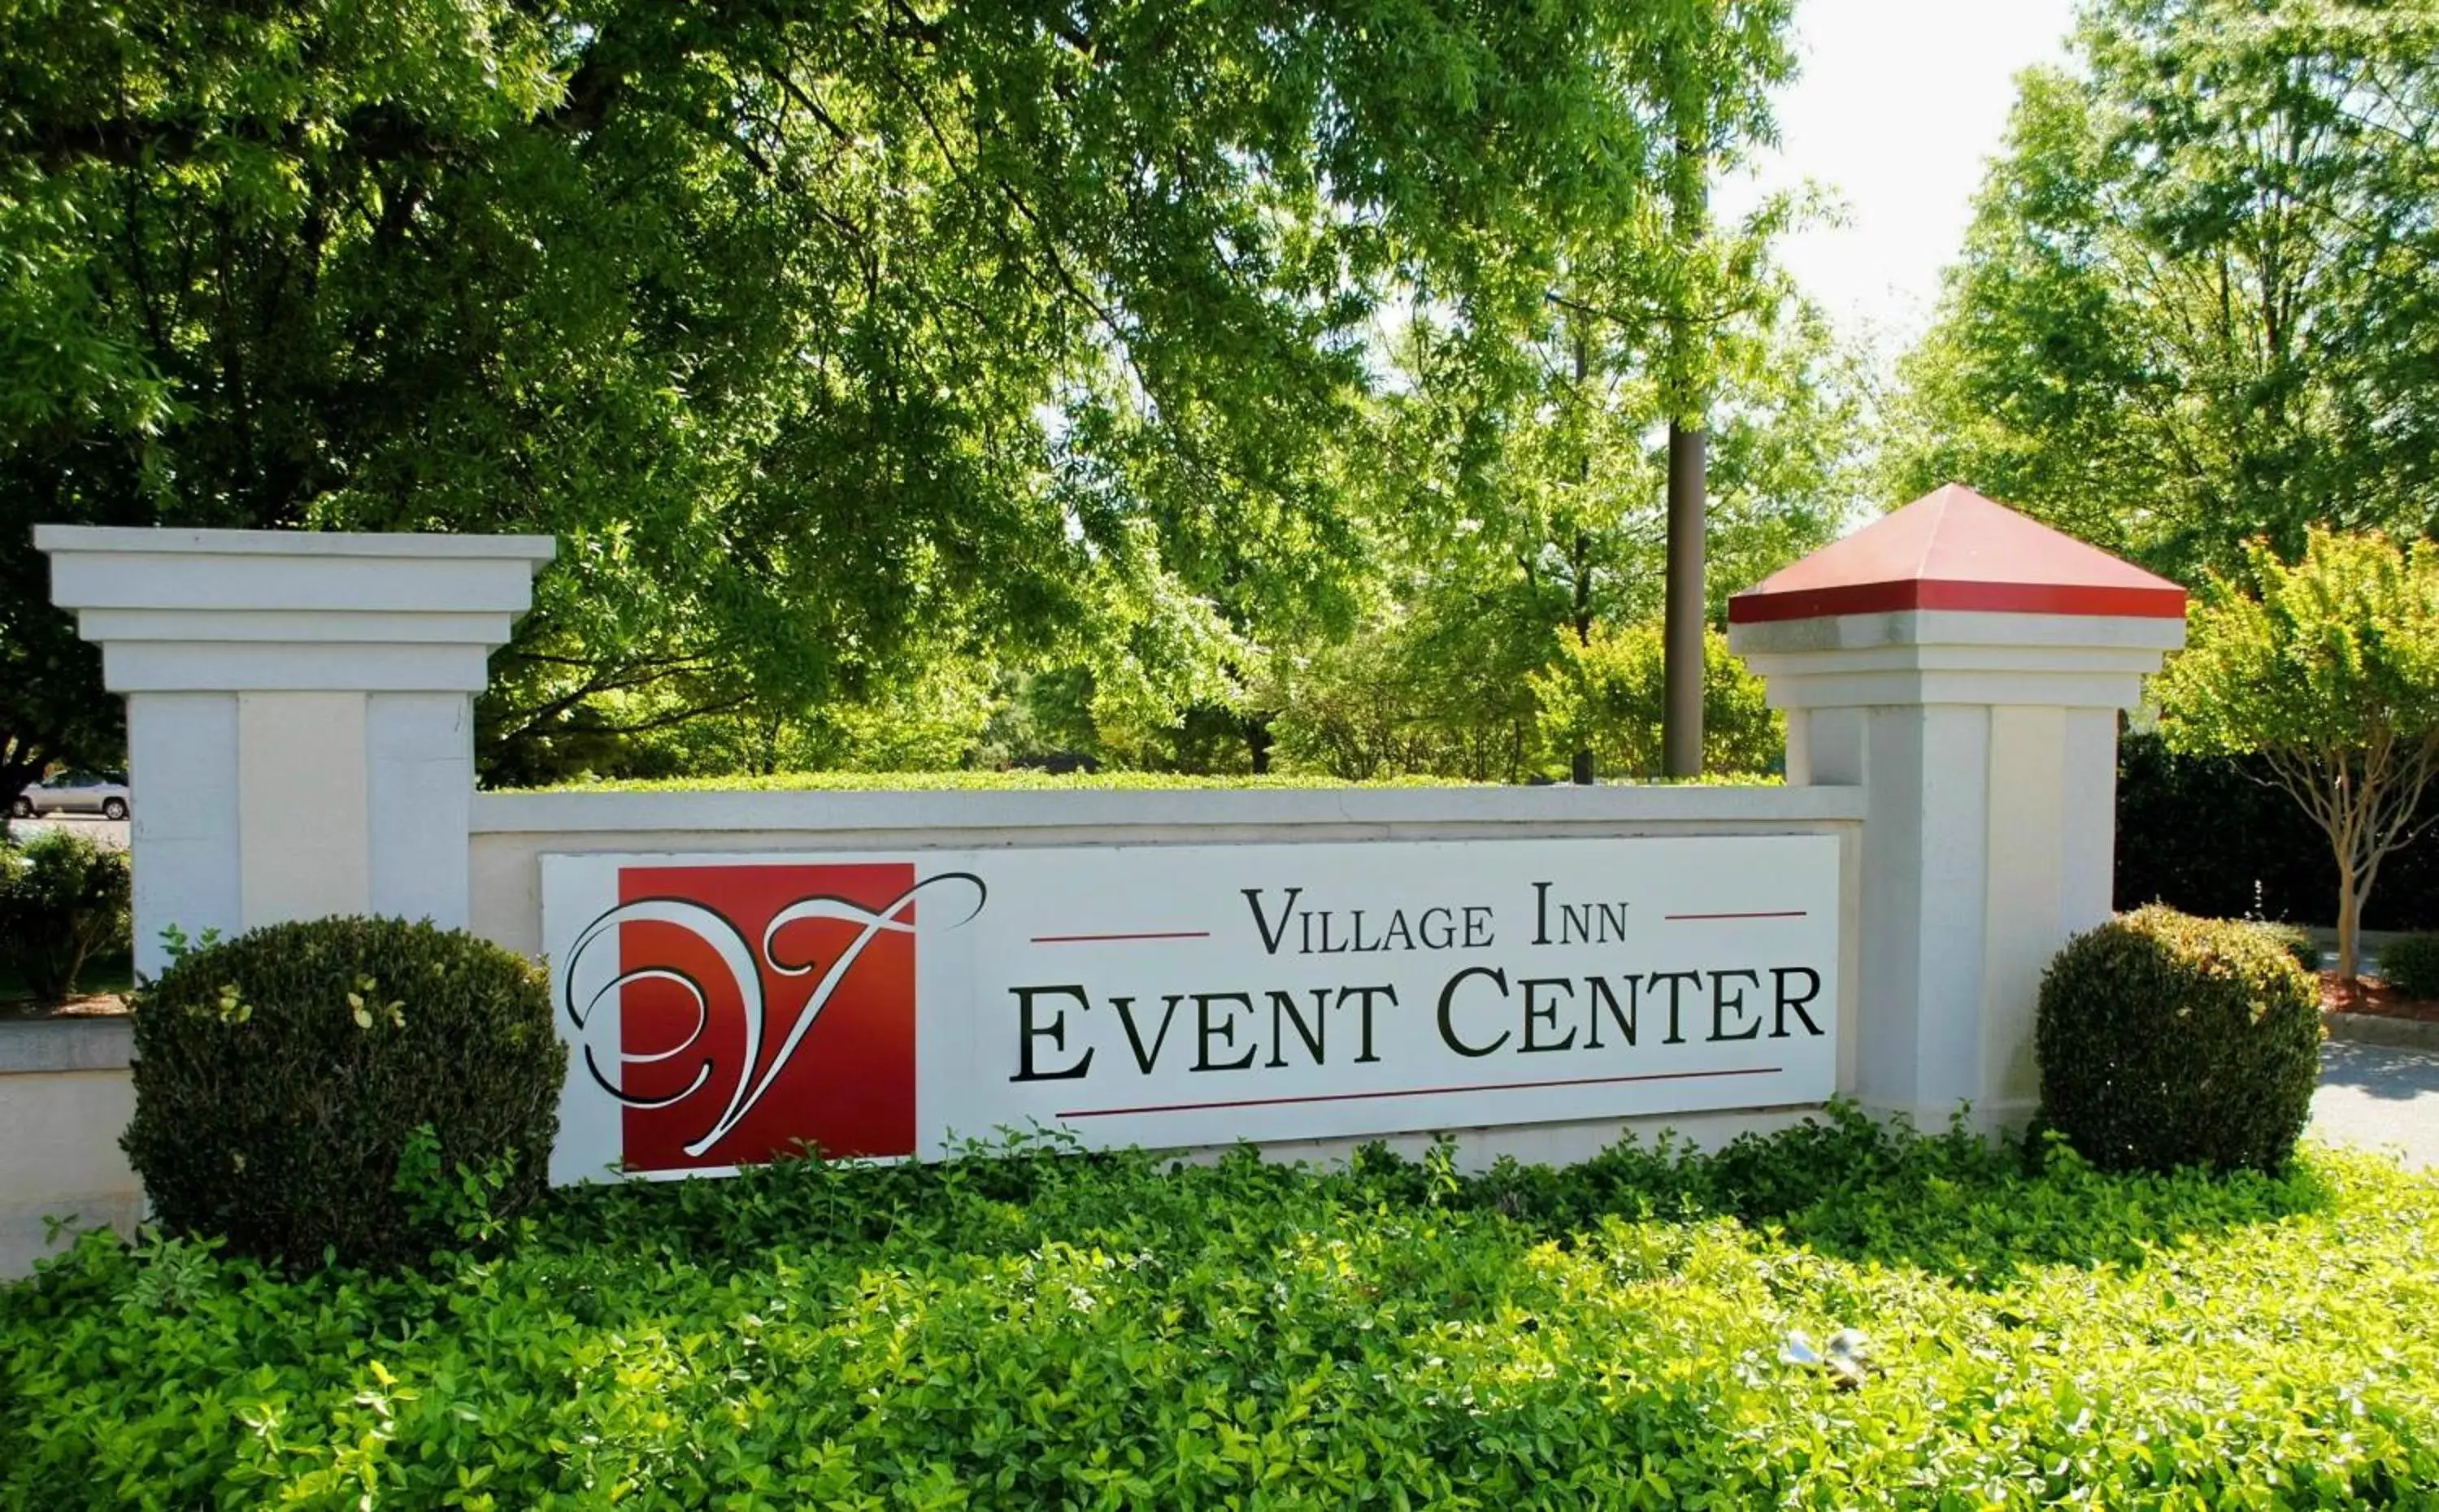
7 814 128 849
2311 1039 2439 1169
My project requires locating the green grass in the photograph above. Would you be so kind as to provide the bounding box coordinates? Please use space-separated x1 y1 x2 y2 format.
6 1110 2437 1507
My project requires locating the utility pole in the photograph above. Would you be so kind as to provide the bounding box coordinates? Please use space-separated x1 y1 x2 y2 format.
1571 318 1598 787
1660 113 1708 780
1662 422 1705 776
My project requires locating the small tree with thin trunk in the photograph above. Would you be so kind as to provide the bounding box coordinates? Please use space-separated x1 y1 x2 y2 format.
2154 529 2439 985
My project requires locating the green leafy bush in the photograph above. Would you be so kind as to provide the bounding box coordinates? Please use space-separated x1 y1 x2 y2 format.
6 1115 2437 1507
2246 919 2320 974
123 917 564 1272
2037 905 2321 1174
0 829 131 1002
2376 931 2439 1000
1530 623 1785 779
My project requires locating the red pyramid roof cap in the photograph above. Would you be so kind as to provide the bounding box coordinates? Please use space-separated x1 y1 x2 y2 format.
1728 483 2187 624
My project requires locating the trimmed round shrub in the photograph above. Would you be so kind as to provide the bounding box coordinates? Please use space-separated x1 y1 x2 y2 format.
125 917 564 1271
2036 905 2320 1174
2245 920 2320 975
2376 931 2439 1000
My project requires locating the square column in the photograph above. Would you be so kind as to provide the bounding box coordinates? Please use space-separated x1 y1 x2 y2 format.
1728 486 2188 1130
37 528 554 975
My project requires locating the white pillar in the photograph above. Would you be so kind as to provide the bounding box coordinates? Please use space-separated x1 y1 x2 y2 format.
1731 608 2183 1129
37 528 554 975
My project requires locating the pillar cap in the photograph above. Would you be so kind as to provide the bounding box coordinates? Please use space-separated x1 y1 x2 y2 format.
1727 484 2186 626
37 525 556 693
32 525 558 566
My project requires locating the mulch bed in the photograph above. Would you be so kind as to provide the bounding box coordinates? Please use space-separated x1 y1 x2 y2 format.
0 993 130 1022
2320 972 2439 1023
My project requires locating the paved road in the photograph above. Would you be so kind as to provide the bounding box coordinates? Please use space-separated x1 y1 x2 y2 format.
2312 1041 2439 1168
7 815 128 849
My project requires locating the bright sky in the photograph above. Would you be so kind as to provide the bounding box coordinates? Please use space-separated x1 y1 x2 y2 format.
1724 0 2083 352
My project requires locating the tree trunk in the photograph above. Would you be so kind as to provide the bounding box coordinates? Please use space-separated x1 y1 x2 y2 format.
1244 714 1272 776
1569 531 1595 787
1660 99 1709 782
1568 325 1595 788
2337 854 2362 987
1661 422 1706 777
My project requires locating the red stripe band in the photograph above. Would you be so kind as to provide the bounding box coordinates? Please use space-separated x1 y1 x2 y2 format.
1057 1066 1781 1120
1665 910 1810 921
1727 578 2185 624
1031 930 1215 944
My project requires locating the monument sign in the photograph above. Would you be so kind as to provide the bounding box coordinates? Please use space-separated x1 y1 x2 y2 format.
541 836 1839 1180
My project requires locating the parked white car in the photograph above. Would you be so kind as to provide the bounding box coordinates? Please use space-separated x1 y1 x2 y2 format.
11 770 130 821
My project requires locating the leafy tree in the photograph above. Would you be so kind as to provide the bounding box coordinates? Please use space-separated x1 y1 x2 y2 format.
1264 610 1543 781
2 0 1793 785
1347 0 1806 780
1310 280 1857 782
2154 529 2439 984
1885 0 2439 580
1532 624 1779 780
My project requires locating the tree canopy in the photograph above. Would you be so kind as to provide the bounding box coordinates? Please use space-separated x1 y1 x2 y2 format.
1884 0 2439 583
2 0 1824 789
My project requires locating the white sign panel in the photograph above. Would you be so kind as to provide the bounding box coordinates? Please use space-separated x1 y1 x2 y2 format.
541 836 1839 1181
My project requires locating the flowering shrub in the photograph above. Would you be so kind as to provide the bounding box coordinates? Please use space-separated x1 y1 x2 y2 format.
122 917 563 1272
2246 919 2320 974
7 1112 2438 1505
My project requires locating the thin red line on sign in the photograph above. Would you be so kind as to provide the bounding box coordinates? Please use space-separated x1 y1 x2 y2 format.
1057 1066 1781 1120
1030 930 1215 944
1665 910 1810 921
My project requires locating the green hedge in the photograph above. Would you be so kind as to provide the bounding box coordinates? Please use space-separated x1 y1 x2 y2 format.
8 1114 2439 1506
521 769 1485 793
507 769 1786 794
2116 730 2439 929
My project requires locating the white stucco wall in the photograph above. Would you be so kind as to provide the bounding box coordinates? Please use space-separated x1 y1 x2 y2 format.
472 783 1871 1164
0 1021 142 1279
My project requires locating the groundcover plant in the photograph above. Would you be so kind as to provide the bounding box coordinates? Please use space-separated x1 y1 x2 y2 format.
3 1109 2436 1508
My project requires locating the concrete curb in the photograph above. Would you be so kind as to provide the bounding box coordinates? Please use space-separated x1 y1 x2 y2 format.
2324 1010 2439 1052
0 1015 133 1075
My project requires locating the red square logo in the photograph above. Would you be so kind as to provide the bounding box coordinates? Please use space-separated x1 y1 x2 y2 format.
612 862 919 1171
